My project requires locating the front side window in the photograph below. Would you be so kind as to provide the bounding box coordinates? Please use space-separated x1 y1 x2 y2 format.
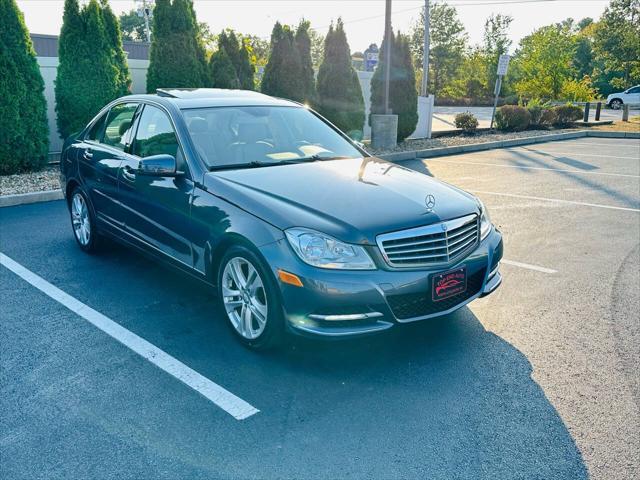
133 105 180 159
102 103 138 150
87 113 107 142
182 106 363 169
627 86 640 94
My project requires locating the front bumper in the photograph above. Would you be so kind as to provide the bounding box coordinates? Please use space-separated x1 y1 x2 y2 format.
260 228 503 338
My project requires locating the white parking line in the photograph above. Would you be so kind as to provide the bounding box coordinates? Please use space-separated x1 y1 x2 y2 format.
501 259 557 274
470 190 640 213
0 252 259 421
514 148 639 160
426 158 640 178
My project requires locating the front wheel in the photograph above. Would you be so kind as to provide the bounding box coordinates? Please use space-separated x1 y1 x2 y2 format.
610 99 623 110
217 245 284 350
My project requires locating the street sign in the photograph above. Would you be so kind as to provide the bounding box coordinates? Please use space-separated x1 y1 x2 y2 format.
497 54 511 76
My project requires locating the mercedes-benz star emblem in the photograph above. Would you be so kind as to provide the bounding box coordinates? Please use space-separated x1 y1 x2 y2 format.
425 194 436 211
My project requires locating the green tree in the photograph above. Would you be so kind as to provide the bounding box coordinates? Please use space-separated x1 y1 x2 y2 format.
261 22 304 101
371 31 418 142
217 30 255 90
0 0 49 174
295 20 316 103
512 25 578 100
483 14 513 96
592 0 640 92
147 0 207 92
316 18 364 137
100 0 131 96
118 9 146 41
410 1 468 96
209 45 239 89
55 0 120 139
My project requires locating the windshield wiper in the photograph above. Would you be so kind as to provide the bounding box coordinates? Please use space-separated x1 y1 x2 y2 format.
208 155 354 171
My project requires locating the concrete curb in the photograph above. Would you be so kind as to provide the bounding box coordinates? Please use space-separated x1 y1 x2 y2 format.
0 189 63 208
378 130 638 162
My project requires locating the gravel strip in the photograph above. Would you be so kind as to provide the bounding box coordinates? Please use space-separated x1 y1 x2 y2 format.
0 166 61 196
367 128 582 155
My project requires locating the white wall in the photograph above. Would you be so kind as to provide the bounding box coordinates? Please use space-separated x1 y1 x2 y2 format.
37 56 149 157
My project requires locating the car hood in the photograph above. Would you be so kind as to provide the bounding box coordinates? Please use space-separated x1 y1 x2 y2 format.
203 157 480 245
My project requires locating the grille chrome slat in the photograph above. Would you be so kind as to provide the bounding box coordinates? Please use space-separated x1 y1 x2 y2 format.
377 214 479 268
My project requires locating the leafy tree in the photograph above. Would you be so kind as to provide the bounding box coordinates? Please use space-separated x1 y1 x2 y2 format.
209 45 239 89
118 9 146 41
592 0 640 92
100 0 131 96
316 18 364 137
371 31 418 142
295 20 316 103
217 30 255 90
0 0 49 173
512 25 581 100
308 28 325 68
243 34 270 66
55 0 120 139
147 0 207 92
261 22 304 101
483 14 513 96
410 1 468 96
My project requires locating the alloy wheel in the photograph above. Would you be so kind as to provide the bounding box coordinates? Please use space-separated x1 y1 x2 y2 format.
221 257 268 340
71 193 91 246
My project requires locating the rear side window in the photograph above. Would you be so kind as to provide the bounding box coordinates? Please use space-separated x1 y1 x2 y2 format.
133 105 180 158
102 103 138 151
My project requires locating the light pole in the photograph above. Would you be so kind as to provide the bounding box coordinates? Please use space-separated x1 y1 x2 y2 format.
420 0 430 97
383 0 392 114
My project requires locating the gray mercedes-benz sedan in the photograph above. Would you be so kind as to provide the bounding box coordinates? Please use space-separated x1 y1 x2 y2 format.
61 88 503 349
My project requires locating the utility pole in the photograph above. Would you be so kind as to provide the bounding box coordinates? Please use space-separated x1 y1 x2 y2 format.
138 0 152 42
383 0 392 114
420 0 430 97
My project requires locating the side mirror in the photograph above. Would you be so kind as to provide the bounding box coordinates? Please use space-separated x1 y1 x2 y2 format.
137 154 180 176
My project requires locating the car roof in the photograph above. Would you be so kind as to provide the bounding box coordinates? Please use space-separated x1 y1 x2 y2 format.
121 88 301 109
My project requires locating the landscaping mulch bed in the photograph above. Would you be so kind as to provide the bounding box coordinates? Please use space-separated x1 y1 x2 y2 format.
367 128 582 156
0 165 61 196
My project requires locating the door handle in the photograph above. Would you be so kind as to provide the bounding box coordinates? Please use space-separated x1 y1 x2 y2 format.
122 164 136 181
83 149 93 160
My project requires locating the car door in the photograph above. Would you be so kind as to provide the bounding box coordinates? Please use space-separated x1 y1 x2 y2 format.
626 86 640 105
117 103 195 268
78 102 139 229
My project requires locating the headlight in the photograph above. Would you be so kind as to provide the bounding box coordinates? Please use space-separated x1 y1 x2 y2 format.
285 228 376 270
477 199 492 240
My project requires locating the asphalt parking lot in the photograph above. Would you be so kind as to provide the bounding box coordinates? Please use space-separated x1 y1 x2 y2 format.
1 137 639 479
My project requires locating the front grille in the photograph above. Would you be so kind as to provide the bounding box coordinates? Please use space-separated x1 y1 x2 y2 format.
377 215 479 268
387 267 486 320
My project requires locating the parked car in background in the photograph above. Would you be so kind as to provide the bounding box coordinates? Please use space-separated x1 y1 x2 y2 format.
606 85 640 109
60 89 503 350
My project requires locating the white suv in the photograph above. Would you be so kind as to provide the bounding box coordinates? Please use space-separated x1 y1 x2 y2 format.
607 85 640 109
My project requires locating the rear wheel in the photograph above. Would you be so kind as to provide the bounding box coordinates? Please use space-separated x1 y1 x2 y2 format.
610 99 623 110
69 187 102 253
217 245 284 350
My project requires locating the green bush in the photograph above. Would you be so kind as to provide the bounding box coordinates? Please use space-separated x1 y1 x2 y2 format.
55 0 122 140
147 0 208 93
495 105 531 131
526 99 556 128
552 104 583 127
261 22 304 102
315 18 364 138
454 112 478 133
0 0 49 174
370 30 418 142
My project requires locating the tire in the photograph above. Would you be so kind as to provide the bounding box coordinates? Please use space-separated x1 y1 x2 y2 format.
610 99 623 110
69 187 102 253
217 244 284 350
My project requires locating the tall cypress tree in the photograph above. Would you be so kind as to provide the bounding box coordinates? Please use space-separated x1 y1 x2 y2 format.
316 19 365 138
147 0 207 92
209 45 239 89
55 0 119 139
370 30 418 142
261 22 304 101
214 30 254 90
0 0 49 174
99 0 131 96
294 20 316 103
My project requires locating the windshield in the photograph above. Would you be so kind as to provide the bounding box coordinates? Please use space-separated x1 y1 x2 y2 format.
182 106 363 169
